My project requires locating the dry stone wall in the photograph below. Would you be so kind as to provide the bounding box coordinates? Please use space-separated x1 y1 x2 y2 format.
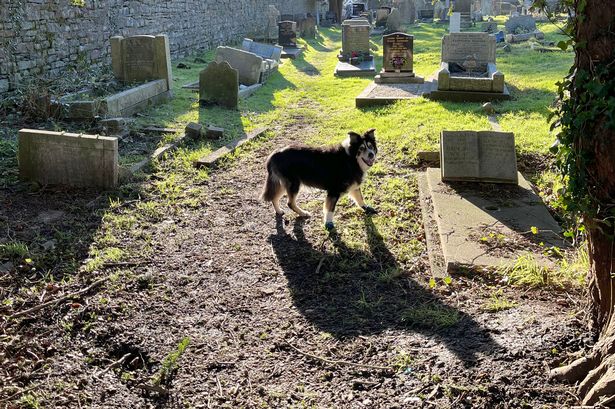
0 0 315 94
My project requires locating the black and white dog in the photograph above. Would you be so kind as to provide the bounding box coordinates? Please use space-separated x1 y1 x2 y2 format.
262 129 378 230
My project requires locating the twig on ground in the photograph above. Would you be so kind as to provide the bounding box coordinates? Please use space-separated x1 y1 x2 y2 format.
136 383 168 395
0 384 40 403
315 256 325 275
9 278 108 319
97 352 131 376
286 340 393 372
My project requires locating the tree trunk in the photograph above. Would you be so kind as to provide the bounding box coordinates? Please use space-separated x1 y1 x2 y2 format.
550 0 615 405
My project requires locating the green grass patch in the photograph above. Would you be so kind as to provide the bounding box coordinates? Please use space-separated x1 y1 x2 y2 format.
402 304 461 329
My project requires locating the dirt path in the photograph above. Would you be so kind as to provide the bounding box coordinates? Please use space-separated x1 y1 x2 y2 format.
2 125 587 408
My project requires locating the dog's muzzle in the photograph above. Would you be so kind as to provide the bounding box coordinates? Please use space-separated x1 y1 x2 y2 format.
362 157 375 167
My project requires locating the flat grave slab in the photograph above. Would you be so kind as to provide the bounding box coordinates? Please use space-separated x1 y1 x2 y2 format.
422 168 568 274
355 81 433 107
281 47 303 59
193 127 268 168
334 60 376 77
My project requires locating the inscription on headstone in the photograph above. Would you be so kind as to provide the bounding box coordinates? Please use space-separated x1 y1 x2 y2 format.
442 32 495 64
383 33 413 72
440 130 518 183
278 21 297 47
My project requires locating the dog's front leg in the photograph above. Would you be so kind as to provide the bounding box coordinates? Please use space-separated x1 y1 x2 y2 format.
323 194 339 231
349 187 377 215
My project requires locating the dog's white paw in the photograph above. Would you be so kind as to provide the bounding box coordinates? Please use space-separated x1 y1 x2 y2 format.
298 211 311 218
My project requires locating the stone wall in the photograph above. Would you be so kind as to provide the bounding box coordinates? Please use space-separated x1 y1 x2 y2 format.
0 0 315 94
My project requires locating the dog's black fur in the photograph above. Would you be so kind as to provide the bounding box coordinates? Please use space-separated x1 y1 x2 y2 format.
262 129 378 229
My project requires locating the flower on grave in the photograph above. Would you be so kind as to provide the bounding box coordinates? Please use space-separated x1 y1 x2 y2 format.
390 55 407 69
351 51 360 58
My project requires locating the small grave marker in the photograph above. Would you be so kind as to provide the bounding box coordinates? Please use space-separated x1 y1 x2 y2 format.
278 21 297 47
199 61 239 108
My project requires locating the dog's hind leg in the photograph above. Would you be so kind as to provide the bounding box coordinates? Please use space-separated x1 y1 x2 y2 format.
323 194 339 230
286 180 311 217
272 187 285 215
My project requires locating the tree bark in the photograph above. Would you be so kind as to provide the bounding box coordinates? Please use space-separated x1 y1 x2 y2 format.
550 0 615 405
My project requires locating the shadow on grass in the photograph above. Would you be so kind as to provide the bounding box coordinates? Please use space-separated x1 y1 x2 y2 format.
269 214 502 365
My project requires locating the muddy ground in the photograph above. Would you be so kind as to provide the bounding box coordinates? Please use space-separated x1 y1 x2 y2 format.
0 124 591 408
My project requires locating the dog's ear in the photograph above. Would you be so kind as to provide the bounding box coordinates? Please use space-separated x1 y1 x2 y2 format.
348 131 362 144
364 128 376 138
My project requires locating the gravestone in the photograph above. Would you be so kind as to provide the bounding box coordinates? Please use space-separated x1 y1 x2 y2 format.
385 8 402 33
302 15 316 39
375 7 391 27
440 130 518 183
18 129 118 189
505 15 536 33
481 0 493 15
340 18 371 59
450 12 461 32
398 0 416 24
199 61 239 108
266 5 280 41
214 47 264 86
110 35 172 90
432 32 509 100
336 18 375 76
375 33 424 84
352 3 366 15
278 21 297 47
453 0 472 29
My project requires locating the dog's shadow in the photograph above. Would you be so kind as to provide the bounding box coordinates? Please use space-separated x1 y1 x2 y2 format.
269 215 502 365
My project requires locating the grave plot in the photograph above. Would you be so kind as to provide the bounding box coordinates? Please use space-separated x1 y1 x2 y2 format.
430 32 511 101
335 18 376 77
504 15 545 43
50 35 173 120
419 131 568 274
278 20 303 59
356 32 428 107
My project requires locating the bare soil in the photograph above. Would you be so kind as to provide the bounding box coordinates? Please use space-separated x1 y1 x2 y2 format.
1 126 590 408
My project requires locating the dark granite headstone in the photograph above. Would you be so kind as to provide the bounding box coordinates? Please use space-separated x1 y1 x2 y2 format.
199 61 238 108
383 33 413 72
278 21 297 47
352 3 366 15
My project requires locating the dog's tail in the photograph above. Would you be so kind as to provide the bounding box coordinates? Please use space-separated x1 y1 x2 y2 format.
261 153 281 202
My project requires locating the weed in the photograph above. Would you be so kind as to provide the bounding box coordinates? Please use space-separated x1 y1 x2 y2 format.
18 393 40 409
391 349 414 372
402 305 460 329
0 241 29 260
153 337 190 386
483 289 517 312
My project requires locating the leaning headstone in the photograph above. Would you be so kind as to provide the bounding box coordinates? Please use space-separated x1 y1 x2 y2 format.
199 61 239 108
504 15 536 33
449 12 461 32
278 21 297 47
375 32 424 84
266 5 280 41
440 130 518 183
385 8 402 33
214 47 263 86
110 35 172 91
18 129 118 189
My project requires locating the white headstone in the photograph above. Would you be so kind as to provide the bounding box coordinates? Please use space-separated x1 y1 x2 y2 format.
449 12 461 32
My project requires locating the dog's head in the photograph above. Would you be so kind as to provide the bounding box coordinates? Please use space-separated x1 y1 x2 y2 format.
343 128 378 171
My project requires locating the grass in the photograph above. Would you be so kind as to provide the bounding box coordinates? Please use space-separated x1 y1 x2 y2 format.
402 304 461 329
483 289 517 312
152 337 190 386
